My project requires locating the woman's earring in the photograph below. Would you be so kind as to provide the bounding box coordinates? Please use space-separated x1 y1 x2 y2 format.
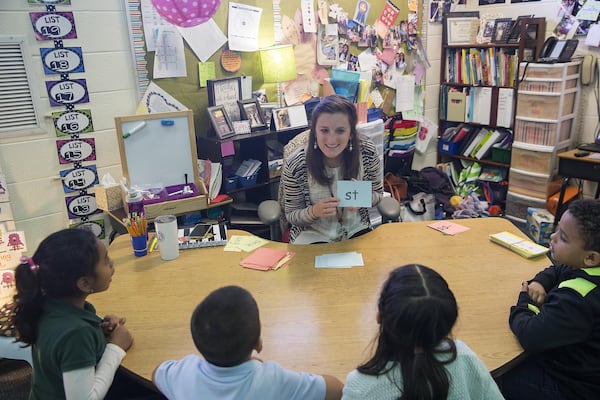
314 141 318 150
348 143 353 152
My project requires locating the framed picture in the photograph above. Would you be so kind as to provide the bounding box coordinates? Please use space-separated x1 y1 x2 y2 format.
207 105 235 139
238 99 267 131
272 105 309 132
206 77 242 121
507 15 534 43
444 12 480 45
492 18 513 43
477 13 502 44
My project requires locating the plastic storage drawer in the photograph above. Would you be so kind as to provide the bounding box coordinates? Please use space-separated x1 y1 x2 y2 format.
508 168 562 199
513 119 573 146
519 63 580 79
518 78 578 93
510 143 567 175
516 92 576 120
505 191 548 221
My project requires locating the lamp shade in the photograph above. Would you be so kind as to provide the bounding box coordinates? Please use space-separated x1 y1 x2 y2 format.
151 0 221 27
259 45 297 84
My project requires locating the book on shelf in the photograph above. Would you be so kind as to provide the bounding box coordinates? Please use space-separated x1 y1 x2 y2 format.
473 129 507 159
461 128 488 157
478 166 507 182
489 231 548 259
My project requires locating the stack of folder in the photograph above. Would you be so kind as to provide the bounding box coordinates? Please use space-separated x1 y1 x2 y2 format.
240 247 295 271
489 231 548 259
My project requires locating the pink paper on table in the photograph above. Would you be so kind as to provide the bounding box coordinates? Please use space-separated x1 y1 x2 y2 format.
428 221 470 235
240 247 295 271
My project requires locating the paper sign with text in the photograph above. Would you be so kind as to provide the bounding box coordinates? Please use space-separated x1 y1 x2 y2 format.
337 180 372 207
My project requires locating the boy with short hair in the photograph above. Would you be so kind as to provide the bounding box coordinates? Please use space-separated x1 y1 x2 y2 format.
152 285 343 400
502 199 600 399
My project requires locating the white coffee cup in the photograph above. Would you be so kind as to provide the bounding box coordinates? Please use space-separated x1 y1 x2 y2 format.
154 215 179 261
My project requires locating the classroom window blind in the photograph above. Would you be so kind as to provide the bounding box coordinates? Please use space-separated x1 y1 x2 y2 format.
0 36 41 135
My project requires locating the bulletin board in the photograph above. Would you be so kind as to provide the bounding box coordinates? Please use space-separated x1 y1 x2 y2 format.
114 110 201 189
127 0 414 133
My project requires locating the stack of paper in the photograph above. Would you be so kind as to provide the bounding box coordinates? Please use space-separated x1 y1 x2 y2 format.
240 247 295 271
489 231 548 259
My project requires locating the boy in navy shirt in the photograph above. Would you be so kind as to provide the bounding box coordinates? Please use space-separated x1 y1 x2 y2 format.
502 199 600 400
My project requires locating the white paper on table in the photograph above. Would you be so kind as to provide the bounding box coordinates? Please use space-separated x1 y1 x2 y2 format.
315 252 364 268
228 2 262 52
177 19 227 62
395 75 415 112
153 26 187 78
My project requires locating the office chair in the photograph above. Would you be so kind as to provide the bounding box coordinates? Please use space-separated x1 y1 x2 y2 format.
258 130 401 242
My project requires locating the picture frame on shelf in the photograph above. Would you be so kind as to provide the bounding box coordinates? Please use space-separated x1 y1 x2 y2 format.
206 77 242 121
207 105 235 139
492 18 513 43
272 105 309 132
507 15 534 43
477 13 502 44
261 102 278 129
444 12 480 45
238 98 267 131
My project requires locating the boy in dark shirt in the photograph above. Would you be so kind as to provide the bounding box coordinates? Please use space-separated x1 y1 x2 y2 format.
502 199 600 400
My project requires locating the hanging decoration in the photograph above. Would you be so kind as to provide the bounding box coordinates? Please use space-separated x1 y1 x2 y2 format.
151 0 221 27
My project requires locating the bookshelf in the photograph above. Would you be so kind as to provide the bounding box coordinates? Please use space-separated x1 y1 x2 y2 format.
437 16 546 210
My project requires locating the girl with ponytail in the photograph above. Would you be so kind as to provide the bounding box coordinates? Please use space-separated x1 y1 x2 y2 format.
342 264 503 399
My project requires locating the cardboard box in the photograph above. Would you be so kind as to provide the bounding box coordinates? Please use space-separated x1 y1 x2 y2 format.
95 185 123 211
526 207 555 246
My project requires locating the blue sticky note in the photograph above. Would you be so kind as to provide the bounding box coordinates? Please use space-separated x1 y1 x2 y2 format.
337 180 372 207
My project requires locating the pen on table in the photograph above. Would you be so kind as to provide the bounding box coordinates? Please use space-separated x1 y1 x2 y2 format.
123 121 147 139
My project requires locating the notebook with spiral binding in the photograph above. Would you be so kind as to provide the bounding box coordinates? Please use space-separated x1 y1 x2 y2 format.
178 223 228 249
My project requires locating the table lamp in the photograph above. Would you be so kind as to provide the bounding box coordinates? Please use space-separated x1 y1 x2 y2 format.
259 45 297 108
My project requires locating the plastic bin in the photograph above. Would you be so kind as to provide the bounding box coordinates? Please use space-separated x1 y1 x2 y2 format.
510 143 567 174
508 168 562 199
505 191 548 221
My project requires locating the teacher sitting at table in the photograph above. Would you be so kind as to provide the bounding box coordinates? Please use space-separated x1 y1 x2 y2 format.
281 95 383 244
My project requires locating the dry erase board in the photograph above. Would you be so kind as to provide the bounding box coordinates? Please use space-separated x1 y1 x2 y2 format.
114 110 202 189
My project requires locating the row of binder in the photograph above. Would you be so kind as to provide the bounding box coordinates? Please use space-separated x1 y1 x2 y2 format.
439 85 514 128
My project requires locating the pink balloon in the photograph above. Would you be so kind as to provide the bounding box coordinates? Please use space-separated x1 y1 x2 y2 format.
151 0 221 27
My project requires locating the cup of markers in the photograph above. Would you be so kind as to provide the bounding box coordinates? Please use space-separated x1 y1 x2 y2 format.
123 213 148 257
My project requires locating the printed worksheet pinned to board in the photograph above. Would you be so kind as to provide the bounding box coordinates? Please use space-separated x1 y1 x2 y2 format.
585 23 600 47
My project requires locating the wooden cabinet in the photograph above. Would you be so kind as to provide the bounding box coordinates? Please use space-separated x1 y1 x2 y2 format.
437 17 545 211
505 61 581 222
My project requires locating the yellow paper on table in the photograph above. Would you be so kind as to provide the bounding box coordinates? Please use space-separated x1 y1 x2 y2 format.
489 231 549 259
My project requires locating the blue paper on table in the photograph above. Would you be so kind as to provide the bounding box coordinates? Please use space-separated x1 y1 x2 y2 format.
337 180 372 207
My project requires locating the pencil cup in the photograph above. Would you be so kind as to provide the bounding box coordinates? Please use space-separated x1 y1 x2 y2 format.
131 234 148 257
154 215 179 261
